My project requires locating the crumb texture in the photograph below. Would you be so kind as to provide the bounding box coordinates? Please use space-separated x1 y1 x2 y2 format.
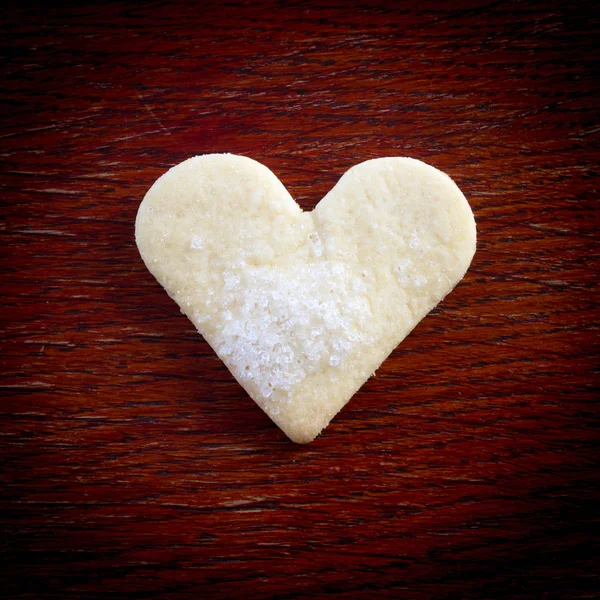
136 154 476 443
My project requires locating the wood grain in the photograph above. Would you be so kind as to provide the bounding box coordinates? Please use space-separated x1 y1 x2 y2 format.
1 1 599 598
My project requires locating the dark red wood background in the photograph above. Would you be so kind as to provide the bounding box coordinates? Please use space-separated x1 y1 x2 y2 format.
2 1 599 598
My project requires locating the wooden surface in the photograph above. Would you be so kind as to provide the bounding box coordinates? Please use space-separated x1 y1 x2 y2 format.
2 1 599 598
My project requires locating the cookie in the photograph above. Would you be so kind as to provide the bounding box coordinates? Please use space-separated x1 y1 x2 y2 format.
136 154 476 443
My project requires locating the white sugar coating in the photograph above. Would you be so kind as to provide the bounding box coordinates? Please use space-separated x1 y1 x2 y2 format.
213 261 372 402
136 154 476 443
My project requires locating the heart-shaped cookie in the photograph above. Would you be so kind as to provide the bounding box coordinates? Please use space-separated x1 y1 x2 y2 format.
136 154 476 443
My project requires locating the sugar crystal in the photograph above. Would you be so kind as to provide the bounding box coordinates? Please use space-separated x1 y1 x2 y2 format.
190 235 204 249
